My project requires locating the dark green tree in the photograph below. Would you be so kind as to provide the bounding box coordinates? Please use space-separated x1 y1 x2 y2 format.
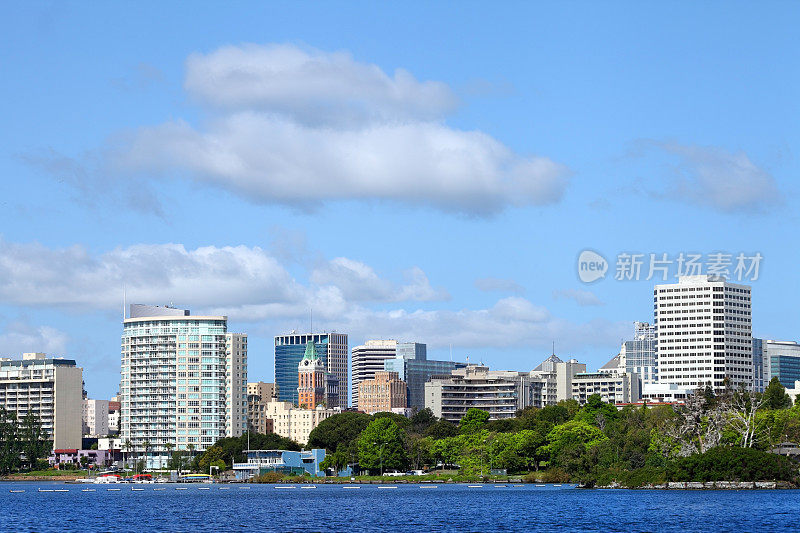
0 408 22 474
424 419 458 439
307 412 372 452
763 377 792 410
357 417 408 474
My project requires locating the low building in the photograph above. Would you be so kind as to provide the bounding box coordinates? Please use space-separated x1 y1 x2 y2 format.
49 449 115 468
570 371 640 405
529 354 587 405
232 449 326 479
247 381 277 434
425 365 544 421
107 398 120 435
264 400 339 445
357 371 407 414
0 353 83 449
641 382 691 403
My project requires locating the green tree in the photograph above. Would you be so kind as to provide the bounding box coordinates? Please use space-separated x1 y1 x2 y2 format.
575 394 618 428
424 419 458 439
459 408 490 434
357 418 408 474
763 377 792 410
0 408 22 474
410 408 437 434
307 412 372 452
541 419 608 468
20 412 49 470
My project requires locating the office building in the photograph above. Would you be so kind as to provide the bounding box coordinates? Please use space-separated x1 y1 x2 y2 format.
425 365 545 421
0 353 83 449
298 341 332 408
655 275 752 392
383 344 465 410
752 338 765 392
247 382 277 434
529 354 587 405
357 371 407 415
571 371 640 405
83 398 110 437
640 382 691 403
120 304 247 468
615 322 657 385
352 340 399 408
761 340 800 389
274 332 347 406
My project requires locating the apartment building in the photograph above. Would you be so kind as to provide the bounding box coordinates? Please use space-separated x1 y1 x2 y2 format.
357 371 407 415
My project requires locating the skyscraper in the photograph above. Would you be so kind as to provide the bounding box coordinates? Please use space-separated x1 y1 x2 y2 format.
120 304 247 468
654 275 752 392
761 340 800 389
383 343 466 410
297 341 327 408
351 340 398 408
274 332 347 406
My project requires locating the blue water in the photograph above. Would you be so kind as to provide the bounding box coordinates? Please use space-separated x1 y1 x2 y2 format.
1 482 799 532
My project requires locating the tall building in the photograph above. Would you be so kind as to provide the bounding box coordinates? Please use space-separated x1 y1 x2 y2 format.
225 333 248 438
247 382 277 434
297 341 328 408
83 399 110 437
383 343 465 410
761 340 800 389
618 322 657 385
120 304 247 468
0 353 83 449
357 371 407 415
351 340 398 408
274 332 348 406
654 275 752 392
425 365 545 421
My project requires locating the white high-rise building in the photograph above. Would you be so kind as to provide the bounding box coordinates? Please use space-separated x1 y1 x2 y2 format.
225 333 248 438
121 304 247 468
351 340 398 409
654 275 752 392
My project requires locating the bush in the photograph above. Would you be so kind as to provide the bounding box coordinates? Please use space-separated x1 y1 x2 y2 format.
667 447 798 483
254 472 284 483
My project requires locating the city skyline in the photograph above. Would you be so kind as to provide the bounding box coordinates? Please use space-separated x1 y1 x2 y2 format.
2 3 799 400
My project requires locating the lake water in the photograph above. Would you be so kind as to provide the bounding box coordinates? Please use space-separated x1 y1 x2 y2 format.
1 482 799 532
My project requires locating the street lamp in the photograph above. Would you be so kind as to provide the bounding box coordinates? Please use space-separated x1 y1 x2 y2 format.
372 441 386 477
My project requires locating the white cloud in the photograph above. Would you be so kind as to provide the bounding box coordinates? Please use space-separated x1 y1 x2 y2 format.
184 44 458 125
639 141 781 213
0 238 443 312
553 288 604 306
474 276 525 294
0 320 69 357
95 43 570 216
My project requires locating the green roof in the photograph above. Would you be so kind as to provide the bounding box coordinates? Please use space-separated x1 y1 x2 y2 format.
302 340 319 361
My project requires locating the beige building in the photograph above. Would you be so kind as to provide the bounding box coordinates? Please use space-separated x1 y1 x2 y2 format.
225 333 249 438
247 381 277 434
571 371 640 405
263 399 339 445
83 398 110 437
0 353 83 449
357 371 407 414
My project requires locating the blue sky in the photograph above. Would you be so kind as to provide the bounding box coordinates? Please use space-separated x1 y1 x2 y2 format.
1 1 798 400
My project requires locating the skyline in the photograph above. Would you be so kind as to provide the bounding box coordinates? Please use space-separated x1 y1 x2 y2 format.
2 2 799 399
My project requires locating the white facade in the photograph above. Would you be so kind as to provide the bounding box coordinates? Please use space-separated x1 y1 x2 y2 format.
263 400 339 445
529 355 587 405
83 398 110 437
0 353 83 449
641 382 692 403
655 275 752 392
351 339 398 409
120 304 247 468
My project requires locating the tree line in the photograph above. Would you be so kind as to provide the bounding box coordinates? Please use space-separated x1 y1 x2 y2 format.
0 407 52 474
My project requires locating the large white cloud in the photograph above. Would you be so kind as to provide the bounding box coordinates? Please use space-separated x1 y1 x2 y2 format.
104 43 570 215
0 320 69 357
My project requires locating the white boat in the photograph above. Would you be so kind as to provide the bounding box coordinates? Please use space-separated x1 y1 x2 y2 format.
94 475 121 484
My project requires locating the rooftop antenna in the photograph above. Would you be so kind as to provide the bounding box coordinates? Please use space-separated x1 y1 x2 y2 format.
552 341 555 356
